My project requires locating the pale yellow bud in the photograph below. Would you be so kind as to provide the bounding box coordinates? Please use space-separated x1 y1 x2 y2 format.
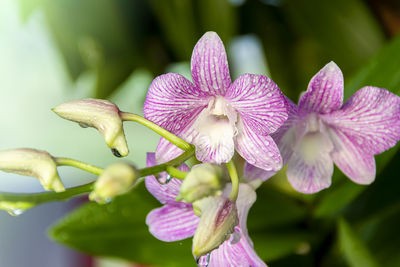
0 148 64 192
176 163 225 203
192 196 238 257
52 99 129 157
89 162 138 204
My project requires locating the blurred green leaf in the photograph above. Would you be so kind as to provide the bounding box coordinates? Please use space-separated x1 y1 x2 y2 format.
337 218 379 267
49 183 195 267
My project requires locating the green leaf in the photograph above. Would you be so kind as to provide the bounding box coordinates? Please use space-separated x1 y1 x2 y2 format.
337 218 379 267
49 183 196 267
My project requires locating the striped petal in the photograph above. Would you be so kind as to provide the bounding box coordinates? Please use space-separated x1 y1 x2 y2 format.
144 73 208 133
270 96 300 164
226 74 288 136
322 86 400 155
298 62 343 114
146 205 199 242
145 153 189 204
191 32 231 95
327 127 376 184
235 120 282 172
243 162 276 183
287 149 333 194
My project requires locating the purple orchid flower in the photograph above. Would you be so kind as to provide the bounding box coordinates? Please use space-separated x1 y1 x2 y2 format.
272 61 400 194
145 153 268 267
144 31 288 172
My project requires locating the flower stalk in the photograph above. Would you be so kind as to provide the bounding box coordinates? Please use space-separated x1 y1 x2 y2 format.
55 157 103 175
120 112 192 151
226 160 239 201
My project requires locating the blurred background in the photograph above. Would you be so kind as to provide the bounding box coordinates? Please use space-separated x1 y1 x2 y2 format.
0 0 399 266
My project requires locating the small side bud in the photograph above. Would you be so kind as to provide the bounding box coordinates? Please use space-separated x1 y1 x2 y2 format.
89 162 138 204
192 196 239 257
0 148 65 192
176 163 226 203
52 99 129 157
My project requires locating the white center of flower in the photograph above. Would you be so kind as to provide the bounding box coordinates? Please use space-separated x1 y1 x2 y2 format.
293 113 333 163
193 96 238 163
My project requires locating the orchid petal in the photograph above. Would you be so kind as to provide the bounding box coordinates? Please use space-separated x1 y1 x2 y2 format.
287 133 334 193
270 96 299 164
144 73 208 133
327 128 376 184
235 120 282 172
299 62 344 114
323 86 400 155
226 74 288 136
146 205 199 242
199 227 267 267
145 153 189 204
191 32 231 95
243 162 276 183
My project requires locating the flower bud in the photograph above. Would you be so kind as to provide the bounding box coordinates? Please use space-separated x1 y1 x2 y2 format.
192 196 239 257
0 148 64 192
176 163 226 203
89 162 138 204
52 99 129 157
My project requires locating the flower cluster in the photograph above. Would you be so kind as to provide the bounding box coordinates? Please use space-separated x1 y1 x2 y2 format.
143 32 400 266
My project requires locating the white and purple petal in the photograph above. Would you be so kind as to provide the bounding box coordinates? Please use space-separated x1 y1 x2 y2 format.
298 62 344 114
226 74 288 136
322 86 400 155
146 205 199 242
243 162 276 184
327 128 376 184
235 120 282 172
144 73 209 133
145 153 189 204
191 32 232 95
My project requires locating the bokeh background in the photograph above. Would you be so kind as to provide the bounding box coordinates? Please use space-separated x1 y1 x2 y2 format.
0 0 400 266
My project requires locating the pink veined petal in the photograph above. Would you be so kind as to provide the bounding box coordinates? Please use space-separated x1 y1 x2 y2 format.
199 227 267 267
243 162 276 183
235 120 282 172
270 96 300 164
226 74 288 136
146 205 199 242
298 62 344 114
155 113 200 163
145 153 189 204
191 32 231 95
287 148 334 194
322 86 400 155
144 73 208 133
327 127 376 184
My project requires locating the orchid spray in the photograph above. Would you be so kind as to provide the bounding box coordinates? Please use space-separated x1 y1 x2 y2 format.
0 31 399 267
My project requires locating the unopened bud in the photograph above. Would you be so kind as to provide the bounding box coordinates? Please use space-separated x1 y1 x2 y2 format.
52 99 129 157
0 148 64 192
176 163 225 203
89 162 138 204
192 196 238 257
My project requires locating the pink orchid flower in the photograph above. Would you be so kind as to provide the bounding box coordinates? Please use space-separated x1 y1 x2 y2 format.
144 31 288 172
145 153 269 267
272 62 400 193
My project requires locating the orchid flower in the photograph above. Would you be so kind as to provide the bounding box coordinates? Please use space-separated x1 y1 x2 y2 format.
145 153 268 267
144 31 288 172
272 62 400 193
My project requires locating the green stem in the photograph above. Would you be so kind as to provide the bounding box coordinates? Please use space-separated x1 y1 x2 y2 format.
226 160 239 201
0 148 195 206
55 157 103 175
120 112 192 151
166 166 187 180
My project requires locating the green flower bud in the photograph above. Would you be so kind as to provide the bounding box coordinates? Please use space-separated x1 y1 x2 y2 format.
52 99 129 157
89 162 138 204
192 196 239 257
0 148 64 192
176 163 226 203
